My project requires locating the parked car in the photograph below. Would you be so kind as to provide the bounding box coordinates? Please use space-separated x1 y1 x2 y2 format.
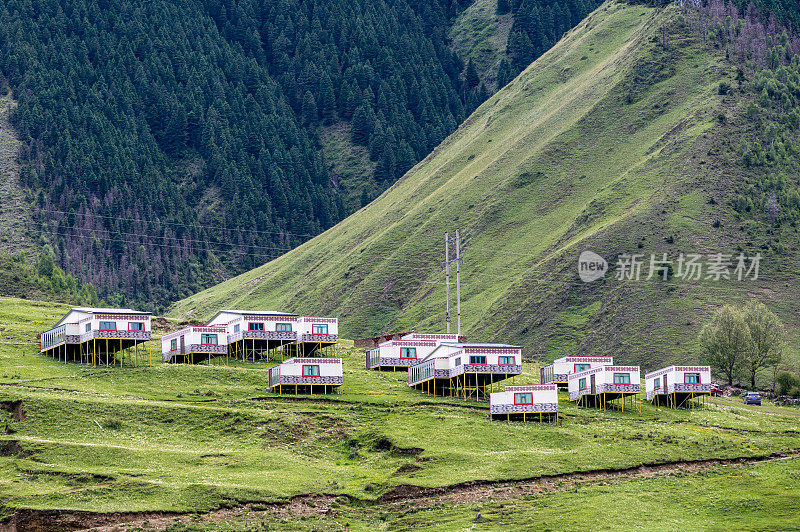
742 391 761 405
709 385 723 397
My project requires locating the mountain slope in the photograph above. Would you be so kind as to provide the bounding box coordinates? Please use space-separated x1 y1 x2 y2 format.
170 1 800 372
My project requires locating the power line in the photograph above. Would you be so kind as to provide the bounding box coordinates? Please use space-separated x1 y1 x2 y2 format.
37 208 318 240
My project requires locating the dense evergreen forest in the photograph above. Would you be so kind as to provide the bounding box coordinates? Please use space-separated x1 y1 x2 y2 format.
0 0 480 310
0 0 667 310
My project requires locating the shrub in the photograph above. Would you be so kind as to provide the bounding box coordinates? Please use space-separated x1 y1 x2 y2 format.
718 82 731 95
776 372 799 396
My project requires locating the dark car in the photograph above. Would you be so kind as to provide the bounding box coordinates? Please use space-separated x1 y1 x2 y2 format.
742 391 761 405
709 386 723 397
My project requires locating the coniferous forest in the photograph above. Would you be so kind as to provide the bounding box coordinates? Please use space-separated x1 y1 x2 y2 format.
8 0 795 310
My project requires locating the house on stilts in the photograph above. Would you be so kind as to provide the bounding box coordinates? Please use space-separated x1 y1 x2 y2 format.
645 365 712 408
407 342 523 400
40 308 151 367
568 365 641 410
205 310 301 362
267 357 343 395
366 332 462 370
162 310 340 364
540 355 613 387
489 384 559 422
161 326 228 364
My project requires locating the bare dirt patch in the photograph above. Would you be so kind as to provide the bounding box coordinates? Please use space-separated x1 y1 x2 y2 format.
0 399 25 421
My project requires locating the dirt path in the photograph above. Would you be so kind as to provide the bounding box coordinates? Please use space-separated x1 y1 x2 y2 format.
2 449 798 531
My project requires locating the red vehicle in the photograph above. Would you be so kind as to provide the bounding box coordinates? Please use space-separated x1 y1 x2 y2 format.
709 386 723 397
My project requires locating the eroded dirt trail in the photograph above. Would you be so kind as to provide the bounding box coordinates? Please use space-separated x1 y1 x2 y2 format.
2 449 798 531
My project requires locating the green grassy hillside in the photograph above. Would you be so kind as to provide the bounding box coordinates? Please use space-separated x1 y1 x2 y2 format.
170 1 799 374
2 296 800 527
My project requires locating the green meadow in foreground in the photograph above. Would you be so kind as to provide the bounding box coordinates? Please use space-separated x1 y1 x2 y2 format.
1 296 799 527
159 456 800 531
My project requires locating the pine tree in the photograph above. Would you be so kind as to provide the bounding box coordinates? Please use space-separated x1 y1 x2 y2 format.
465 58 480 89
301 91 318 125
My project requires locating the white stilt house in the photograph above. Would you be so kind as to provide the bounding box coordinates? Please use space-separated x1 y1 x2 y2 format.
175 310 340 363
490 384 559 422
407 342 523 400
365 332 461 370
40 308 151 366
267 357 343 394
292 316 339 356
568 365 641 410
161 326 229 364
540 356 614 386
645 365 712 407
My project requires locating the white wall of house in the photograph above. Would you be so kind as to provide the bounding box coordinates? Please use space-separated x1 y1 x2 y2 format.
552 356 613 376
224 316 299 334
161 326 228 355
491 384 558 407
645 365 711 396
382 340 438 359
277 357 343 377
297 317 339 337
568 365 641 397
401 332 461 341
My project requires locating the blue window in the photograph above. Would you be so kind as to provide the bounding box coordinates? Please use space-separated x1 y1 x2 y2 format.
302 365 320 376
249 322 264 331
99 322 116 331
579 378 587 390
684 373 701 384
128 322 144 331
499 356 515 365
514 392 532 405
469 356 487 365
312 324 328 334
277 323 292 332
201 334 218 345
613 373 630 385
400 347 417 359
574 363 590 372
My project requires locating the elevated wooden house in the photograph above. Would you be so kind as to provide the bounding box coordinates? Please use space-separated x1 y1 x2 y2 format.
407 342 522 400
568 365 641 410
267 357 343 394
290 316 340 357
40 308 151 366
206 310 299 361
161 326 228 364
540 355 614 386
365 332 461 370
490 384 559 422
645 365 712 407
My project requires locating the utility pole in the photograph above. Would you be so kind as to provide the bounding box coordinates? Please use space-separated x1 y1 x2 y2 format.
445 232 451 333
444 230 463 335
455 229 461 336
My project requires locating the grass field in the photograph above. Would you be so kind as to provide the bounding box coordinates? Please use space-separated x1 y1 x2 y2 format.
1 296 799 529
168 1 800 375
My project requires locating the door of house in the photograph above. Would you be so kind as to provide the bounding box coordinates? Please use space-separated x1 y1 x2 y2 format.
590 374 596 395
180 335 185 354
663 375 667 394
